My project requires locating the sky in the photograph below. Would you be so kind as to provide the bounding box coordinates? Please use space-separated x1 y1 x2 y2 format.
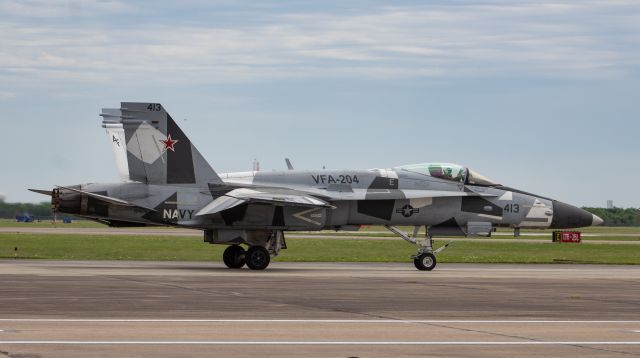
1 0 639 207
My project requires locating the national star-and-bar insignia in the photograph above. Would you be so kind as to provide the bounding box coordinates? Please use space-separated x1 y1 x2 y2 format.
160 134 179 152
396 204 419 218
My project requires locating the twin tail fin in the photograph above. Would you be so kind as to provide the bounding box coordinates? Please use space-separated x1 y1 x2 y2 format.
100 102 223 186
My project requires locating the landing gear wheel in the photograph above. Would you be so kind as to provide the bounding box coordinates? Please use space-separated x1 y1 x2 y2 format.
223 245 246 269
245 246 270 270
414 252 436 271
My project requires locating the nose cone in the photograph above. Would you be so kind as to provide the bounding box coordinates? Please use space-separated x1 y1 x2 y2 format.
592 214 604 226
550 201 599 229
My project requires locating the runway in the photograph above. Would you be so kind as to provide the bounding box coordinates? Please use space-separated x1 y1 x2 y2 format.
0 261 639 357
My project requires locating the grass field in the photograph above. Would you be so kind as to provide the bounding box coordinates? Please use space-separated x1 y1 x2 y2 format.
2 219 639 237
2 232 640 264
297 231 640 241
2 219 639 264
0 219 106 228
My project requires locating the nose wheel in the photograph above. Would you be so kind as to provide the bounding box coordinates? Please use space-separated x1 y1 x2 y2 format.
413 252 436 271
412 234 437 271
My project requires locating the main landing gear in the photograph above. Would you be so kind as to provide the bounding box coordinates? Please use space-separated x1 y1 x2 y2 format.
245 246 270 270
384 225 451 271
222 245 246 269
221 231 285 270
223 245 271 270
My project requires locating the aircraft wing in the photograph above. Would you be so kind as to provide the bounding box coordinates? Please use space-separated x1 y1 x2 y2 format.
196 188 333 217
57 186 157 212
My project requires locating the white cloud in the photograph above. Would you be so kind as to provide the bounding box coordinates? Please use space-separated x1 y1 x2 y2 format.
0 0 133 18
0 1 638 89
0 91 16 100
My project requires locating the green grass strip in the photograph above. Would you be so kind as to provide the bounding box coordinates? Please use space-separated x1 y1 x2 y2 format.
1 233 639 264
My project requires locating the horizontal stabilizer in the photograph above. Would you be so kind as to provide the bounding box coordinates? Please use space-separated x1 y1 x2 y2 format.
28 189 53 196
197 188 333 217
57 186 157 212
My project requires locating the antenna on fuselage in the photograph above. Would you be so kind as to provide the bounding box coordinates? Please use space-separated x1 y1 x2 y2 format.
285 158 294 170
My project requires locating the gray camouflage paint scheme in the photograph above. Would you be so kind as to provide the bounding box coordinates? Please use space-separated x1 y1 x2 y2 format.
38 102 602 257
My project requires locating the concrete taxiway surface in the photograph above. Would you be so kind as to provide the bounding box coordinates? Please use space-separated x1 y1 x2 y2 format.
0 261 639 357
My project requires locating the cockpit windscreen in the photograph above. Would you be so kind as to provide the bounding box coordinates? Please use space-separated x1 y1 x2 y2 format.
397 163 498 186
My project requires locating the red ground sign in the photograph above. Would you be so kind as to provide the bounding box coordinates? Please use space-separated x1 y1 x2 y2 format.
552 231 581 243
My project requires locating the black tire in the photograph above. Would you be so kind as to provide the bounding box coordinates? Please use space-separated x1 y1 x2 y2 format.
245 246 270 270
413 252 436 271
223 245 246 269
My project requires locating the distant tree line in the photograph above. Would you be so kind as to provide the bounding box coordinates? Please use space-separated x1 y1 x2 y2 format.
0 201 52 219
583 207 640 226
0 201 638 226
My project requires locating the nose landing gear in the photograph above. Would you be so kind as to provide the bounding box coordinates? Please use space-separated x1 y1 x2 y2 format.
411 233 437 271
413 252 436 271
385 225 452 271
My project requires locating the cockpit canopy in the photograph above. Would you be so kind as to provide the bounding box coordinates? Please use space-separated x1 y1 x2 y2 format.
396 163 498 186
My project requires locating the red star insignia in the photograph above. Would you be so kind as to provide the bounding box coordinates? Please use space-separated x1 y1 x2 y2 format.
160 134 179 152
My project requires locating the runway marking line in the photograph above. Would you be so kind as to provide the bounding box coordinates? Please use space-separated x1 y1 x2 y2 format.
0 319 639 323
0 341 639 345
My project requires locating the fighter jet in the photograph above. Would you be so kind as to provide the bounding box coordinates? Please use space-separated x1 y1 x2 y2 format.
30 102 603 271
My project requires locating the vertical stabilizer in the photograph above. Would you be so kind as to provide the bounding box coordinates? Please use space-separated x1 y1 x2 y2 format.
100 102 223 186
102 108 130 182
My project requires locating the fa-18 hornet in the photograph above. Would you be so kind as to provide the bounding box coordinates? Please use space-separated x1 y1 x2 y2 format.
30 102 603 271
